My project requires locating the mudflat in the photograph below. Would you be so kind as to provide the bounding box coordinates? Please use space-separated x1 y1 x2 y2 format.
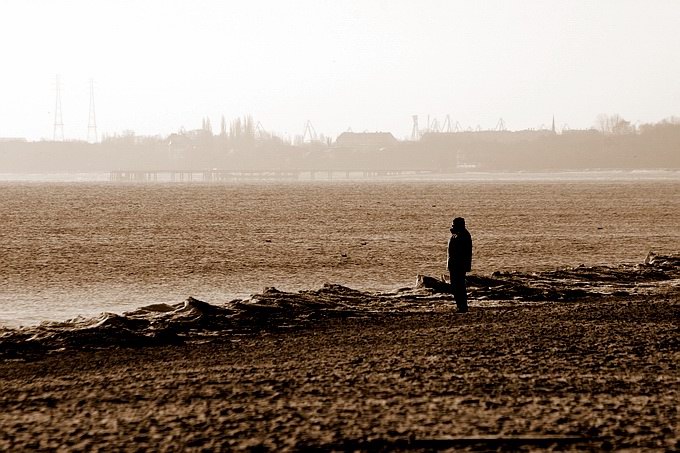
1 293 677 451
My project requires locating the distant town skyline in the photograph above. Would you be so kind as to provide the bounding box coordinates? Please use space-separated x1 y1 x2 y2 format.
1 1 679 141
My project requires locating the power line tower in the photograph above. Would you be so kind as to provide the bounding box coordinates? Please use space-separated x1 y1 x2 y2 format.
53 75 64 141
87 79 98 143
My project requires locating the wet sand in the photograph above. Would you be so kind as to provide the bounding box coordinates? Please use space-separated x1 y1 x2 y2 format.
1 292 677 451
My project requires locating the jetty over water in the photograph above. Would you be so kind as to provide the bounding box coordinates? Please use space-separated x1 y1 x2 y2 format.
109 169 431 182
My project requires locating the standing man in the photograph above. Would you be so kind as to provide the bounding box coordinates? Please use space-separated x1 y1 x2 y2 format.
447 217 472 313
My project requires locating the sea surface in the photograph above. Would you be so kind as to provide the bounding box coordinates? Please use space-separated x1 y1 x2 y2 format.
1 177 679 327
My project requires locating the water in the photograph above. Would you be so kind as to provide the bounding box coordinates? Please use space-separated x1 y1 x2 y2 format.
1 178 679 327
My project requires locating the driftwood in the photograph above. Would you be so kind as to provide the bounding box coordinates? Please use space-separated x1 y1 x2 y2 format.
415 274 452 293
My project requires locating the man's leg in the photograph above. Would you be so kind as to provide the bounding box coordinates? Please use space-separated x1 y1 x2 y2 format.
450 271 468 313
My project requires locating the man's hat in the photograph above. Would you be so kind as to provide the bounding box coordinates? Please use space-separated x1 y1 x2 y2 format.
451 217 465 228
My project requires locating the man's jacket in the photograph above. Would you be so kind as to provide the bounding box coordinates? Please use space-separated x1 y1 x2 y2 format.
447 229 472 273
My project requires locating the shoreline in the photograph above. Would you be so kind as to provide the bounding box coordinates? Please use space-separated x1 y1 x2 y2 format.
2 254 678 352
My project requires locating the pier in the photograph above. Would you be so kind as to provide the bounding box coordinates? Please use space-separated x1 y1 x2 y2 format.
108 170 431 182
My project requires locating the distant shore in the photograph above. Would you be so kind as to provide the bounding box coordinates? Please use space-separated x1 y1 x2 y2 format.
1 169 679 183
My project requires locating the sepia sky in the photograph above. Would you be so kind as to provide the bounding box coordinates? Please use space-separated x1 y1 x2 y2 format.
1 0 679 141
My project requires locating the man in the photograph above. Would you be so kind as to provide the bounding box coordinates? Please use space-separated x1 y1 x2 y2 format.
447 217 472 313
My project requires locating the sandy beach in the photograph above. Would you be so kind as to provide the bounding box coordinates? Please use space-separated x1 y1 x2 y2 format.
1 285 677 451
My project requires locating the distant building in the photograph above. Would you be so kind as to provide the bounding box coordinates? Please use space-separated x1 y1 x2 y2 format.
561 129 601 137
421 129 554 144
167 133 193 162
335 132 398 151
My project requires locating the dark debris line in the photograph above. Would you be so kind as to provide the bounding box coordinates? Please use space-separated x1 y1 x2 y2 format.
0 254 678 358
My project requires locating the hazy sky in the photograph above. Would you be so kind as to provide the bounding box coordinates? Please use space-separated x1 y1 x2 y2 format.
1 0 679 141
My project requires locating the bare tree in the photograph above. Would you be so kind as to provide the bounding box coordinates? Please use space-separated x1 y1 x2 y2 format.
595 114 633 135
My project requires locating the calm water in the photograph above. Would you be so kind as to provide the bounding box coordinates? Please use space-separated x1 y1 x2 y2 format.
1 179 678 327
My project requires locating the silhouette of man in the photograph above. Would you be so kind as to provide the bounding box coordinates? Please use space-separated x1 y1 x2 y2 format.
447 217 472 313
